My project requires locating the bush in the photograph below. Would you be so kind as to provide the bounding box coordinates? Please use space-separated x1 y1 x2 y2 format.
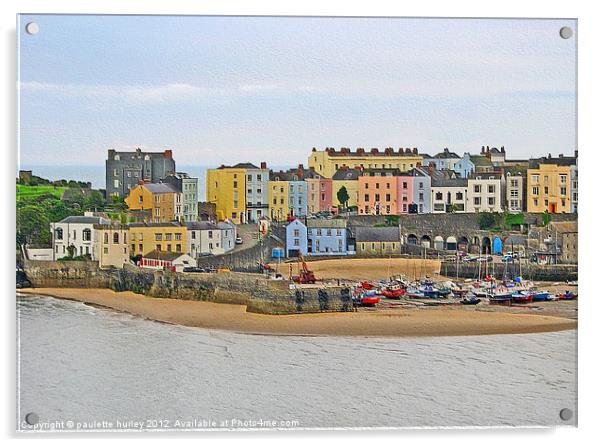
477 212 497 230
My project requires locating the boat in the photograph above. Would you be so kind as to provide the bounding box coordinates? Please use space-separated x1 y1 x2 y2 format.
381 288 406 299
558 291 578 300
360 281 375 290
360 296 380 306
452 288 469 297
531 291 551 301
460 296 481 305
511 292 533 303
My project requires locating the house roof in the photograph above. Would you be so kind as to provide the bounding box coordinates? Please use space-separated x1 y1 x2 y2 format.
468 172 502 180
231 162 260 169
142 250 186 261
360 168 402 177
58 216 111 225
469 155 493 167
549 221 578 233
529 156 577 169
142 183 178 194
306 219 347 229
430 170 468 187
185 222 219 231
128 221 183 228
355 226 400 242
217 222 235 230
405 167 429 177
432 148 460 159
332 168 360 180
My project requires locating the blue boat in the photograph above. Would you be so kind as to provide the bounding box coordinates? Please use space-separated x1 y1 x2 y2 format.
531 291 551 301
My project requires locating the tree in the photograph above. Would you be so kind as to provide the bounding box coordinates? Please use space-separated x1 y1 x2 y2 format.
477 212 497 230
16 205 50 246
336 186 350 208
110 195 127 212
83 190 105 211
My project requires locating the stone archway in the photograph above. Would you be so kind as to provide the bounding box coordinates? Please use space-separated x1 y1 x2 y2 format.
407 234 418 245
445 236 458 251
458 236 469 252
482 236 492 255
420 235 431 248
434 236 444 251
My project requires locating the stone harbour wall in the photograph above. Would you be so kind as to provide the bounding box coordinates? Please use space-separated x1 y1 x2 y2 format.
22 260 352 314
439 261 578 282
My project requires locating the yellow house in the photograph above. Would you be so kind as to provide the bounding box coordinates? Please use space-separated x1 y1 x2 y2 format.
308 147 423 178
527 163 572 213
128 222 187 257
332 167 360 208
94 223 129 268
124 183 178 223
206 167 246 224
268 180 289 221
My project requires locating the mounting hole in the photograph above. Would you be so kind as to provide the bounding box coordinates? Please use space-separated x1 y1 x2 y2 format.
559 408 573 421
559 26 573 39
25 412 39 425
25 22 39 35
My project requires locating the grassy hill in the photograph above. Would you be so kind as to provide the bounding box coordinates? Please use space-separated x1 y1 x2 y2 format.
16 184 66 203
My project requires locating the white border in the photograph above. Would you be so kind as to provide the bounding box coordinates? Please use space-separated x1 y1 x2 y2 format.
3 0 600 445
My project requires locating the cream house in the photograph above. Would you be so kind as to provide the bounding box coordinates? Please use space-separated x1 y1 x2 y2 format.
467 173 504 213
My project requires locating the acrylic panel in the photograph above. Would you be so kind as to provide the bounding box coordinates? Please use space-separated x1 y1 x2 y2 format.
16 15 577 431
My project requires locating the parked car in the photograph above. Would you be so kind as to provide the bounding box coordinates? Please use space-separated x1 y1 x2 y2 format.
463 255 478 262
235 236 243 245
183 267 206 273
501 255 514 263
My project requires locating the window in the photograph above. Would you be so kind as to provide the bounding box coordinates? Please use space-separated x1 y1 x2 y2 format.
385 194 391 202
534 199 539 206
114 179 119 188
544 187 549 195
510 180 518 188
175 233 181 240
488 197 495 206
375 183 380 189
488 185 495 194
294 238 300 246
155 233 162 241
474 197 481 205
544 175 549 183
55 228 63 240
474 185 481 193
364 194 369 201
113 232 119 243
375 194 380 202
233 181 238 188
176 244 181 252
139 244 143 252
402 182 408 189
456 192 463 200
532 186 539 195
83 228 91 241
419 192 424 201
167 244 172 252
531 175 539 183
165 233 172 241
560 187 567 196
104 247 109 254
510 189 518 198
156 244 161 251
435 192 443 200
386 183 390 189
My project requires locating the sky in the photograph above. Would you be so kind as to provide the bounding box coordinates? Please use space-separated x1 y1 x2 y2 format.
18 15 577 169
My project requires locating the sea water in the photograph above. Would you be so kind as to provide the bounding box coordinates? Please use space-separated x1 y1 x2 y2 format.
16 293 577 430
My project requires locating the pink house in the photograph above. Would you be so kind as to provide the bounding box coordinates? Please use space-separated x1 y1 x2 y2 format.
306 172 332 214
396 175 414 214
319 178 333 212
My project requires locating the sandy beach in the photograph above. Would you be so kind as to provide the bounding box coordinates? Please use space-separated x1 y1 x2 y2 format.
18 288 577 337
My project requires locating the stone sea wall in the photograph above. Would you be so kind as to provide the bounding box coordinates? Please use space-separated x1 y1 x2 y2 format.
439 261 578 282
22 260 352 314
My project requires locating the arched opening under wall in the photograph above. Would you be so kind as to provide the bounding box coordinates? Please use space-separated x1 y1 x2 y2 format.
469 236 481 254
445 236 458 251
493 236 503 255
458 236 469 252
407 234 418 245
434 236 444 251
482 236 492 255
420 235 431 248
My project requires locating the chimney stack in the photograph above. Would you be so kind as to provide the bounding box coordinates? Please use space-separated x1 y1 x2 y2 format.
164 149 173 158
260 161 267 169
481 146 485 155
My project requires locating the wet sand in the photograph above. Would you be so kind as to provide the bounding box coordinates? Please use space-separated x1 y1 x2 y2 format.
18 288 577 337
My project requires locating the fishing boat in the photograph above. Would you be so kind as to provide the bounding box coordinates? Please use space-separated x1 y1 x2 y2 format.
558 291 578 300
381 288 406 299
360 294 381 306
531 291 551 301
360 281 374 290
511 291 533 303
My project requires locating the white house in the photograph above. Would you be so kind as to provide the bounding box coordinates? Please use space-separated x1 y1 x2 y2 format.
429 170 468 213
467 173 504 213
50 213 111 260
217 221 237 253
185 221 237 258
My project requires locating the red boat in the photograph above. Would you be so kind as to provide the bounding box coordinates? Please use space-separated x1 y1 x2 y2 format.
381 288 406 299
360 281 375 290
360 296 381 306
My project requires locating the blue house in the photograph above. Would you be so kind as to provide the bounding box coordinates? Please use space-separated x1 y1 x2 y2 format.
306 219 349 256
453 152 476 178
285 219 308 257
288 180 308 218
